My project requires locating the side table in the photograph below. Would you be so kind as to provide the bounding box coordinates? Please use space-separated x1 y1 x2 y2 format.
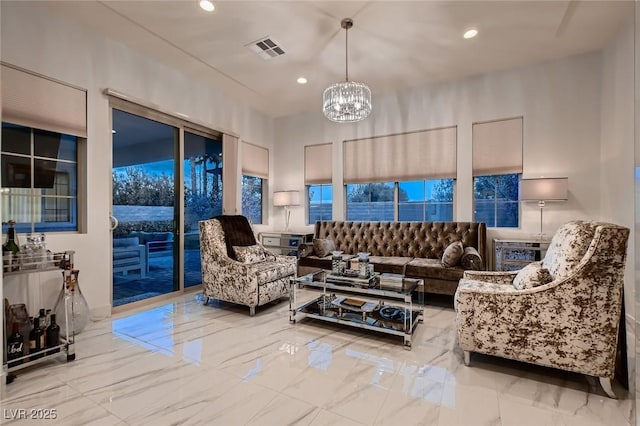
493 238 550 271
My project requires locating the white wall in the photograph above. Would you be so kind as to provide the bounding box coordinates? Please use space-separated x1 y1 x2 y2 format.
600 20 636 389
0 2 275 318
274 51 603 251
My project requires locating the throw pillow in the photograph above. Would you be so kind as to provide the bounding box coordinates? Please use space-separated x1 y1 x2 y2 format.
513 262 553 290
442 241 464 267
313 238 336 258
298 243 315 258
233 245 266 264
460 246 484 270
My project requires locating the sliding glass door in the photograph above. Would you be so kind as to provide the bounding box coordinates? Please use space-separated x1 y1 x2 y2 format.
110 103 223 308
111 109 178 307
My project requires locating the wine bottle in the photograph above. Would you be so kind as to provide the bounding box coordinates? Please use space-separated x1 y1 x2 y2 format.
3 220 19 254
38 308 46 328
46 314 60 354
3 220 20 271
7 323 24 368
28 316 45 360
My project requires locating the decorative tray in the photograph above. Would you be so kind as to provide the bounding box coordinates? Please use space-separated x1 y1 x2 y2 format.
331 296 378 313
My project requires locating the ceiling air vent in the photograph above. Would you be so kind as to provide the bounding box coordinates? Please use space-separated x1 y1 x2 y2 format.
246 36 286 60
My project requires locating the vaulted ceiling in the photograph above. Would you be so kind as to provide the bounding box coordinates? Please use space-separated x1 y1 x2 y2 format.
43 1 633 118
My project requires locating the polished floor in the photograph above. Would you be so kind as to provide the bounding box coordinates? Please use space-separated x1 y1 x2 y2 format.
1 291 634 425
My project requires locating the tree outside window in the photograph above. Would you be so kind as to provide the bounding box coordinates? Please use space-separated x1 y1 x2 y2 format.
346 182 397 221
242 175 263 224
399 179 454 221
473 173 520 227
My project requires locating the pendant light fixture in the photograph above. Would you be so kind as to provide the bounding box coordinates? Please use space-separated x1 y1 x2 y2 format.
323 18 372 123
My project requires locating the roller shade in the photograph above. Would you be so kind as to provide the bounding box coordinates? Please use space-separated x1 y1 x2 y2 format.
343 126 457 183
472 117 523 176
241 141 269 179
222 134 239 214
304 143 332 184
2 64 87 138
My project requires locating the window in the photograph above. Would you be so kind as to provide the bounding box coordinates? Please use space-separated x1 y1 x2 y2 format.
346 182 394 221
308 184 332 223
399 179 454 221
1 123 78 233
242 175 263 224
473 173 520 227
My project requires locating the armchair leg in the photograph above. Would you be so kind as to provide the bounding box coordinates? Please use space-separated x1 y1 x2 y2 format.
463 351 471 366
202 295 210 306
599 377 617 399
249 306 256 317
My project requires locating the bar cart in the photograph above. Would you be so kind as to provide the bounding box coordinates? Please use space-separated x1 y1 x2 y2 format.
3 251 76 384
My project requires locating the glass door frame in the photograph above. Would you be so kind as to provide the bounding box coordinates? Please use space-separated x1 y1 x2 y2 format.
108 98 222 313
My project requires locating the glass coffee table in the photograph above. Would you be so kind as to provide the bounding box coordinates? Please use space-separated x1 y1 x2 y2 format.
289 270 424 349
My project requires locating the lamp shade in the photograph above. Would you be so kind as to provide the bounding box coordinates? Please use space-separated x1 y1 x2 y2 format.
520 177 568 201
273 190 301 206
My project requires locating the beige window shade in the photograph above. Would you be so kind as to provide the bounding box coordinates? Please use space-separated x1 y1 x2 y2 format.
304 143 332 184
472 117 523 176
222 134 239 214
241 141 269 179
343 127 457 183
2 64 87 138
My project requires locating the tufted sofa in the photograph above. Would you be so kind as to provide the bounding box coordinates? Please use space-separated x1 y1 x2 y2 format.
454 221 630 398
298 221 487 295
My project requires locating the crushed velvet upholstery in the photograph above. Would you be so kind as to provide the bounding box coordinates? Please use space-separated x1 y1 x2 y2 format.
199 217 296 315
298 221 486 295
455 221 630 383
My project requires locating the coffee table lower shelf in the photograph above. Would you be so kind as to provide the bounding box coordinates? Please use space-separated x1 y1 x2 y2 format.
290 296 422 349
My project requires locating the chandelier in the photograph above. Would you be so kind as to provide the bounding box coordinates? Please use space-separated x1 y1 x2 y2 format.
323 18 372 123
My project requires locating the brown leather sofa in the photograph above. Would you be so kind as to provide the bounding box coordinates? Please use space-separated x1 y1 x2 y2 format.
298 221 487 295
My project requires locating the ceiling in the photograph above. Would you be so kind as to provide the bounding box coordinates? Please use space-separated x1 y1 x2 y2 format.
43 1 633 118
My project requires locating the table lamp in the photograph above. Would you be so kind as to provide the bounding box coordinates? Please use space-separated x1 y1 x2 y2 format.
520 177 568 239
273 190 301 231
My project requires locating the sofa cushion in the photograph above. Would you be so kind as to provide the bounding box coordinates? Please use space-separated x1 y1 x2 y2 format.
406 258 465 281
442 241 464 267
233 245 267 264
313 238 336 258
513 262 553 290
460 246 484 270
113 249 142 261
251 261 296 285
366 256 413 275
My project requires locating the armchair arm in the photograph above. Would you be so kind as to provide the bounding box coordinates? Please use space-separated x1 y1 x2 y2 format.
462 270 517 285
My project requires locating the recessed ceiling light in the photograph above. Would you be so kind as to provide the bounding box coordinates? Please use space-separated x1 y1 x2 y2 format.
297 77 307 85
463 28 478 39
199 0 215 12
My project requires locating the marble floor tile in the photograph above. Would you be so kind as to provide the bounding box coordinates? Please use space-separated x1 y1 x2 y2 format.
1 293 634 426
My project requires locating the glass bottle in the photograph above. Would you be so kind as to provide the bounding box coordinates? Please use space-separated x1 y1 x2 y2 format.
54 268 89 336
28 316 45 360
7 322 24 368
46 314 61 354
3 219 20 271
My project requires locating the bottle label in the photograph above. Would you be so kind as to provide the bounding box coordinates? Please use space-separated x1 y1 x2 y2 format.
29 340 36 349
7 341 23 356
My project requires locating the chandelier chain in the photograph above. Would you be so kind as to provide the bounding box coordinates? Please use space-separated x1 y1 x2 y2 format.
345 25 349 82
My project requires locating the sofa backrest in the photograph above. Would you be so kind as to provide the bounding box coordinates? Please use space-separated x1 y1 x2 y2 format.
314 221 486 259
113 236 140 248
